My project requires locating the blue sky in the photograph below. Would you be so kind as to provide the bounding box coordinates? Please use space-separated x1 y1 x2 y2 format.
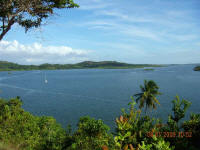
0 0 200 64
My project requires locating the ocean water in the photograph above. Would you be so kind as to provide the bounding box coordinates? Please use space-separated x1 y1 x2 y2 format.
0 65 200 129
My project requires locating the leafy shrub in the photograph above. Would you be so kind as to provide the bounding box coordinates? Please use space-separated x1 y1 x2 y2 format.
182 113 200 150
67 116 115 150
138 136 174 150
0 97 66 150
115 98 161 150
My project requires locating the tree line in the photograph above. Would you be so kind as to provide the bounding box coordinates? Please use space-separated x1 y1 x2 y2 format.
0 61 163 71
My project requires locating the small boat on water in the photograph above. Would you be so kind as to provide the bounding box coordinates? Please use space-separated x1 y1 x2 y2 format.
44 73 48 83
45 79 48 83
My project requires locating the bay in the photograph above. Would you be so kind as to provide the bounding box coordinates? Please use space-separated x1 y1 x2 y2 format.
0 64 200 129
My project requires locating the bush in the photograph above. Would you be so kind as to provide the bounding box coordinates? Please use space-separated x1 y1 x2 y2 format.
114 98 161 150
0 97 65 150
67 116 115 150
138 136 174 150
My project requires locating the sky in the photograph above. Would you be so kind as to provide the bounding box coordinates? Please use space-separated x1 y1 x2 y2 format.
0 0 200 65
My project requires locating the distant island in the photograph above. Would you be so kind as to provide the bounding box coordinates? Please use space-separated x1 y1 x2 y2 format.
144 68 154 71
0 61 164 71
194 66 200 71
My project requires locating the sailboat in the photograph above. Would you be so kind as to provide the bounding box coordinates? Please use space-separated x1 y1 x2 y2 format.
44 73 48 83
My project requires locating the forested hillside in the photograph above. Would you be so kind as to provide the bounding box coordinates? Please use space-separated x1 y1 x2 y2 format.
0 61 163 71
194 66 200 71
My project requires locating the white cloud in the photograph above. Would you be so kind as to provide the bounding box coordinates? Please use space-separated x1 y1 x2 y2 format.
0 40 90 64
94 10 155 23
74 1 199 42
78 19 163 41
166 34 198 41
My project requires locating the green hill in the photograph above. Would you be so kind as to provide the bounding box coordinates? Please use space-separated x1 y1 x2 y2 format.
0 60 164 71
194 66 200 71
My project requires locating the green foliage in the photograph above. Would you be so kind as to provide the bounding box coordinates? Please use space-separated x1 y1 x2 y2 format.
67 116 115 150
144 68 154 71
77 116 109 137
193 66 200 71
0 97 66 150
0 0 79 40
138 141 152 150
115 98 161 150
161 96 197 150
182 113 200 149
134 80 161 112
138 136 174 150
167 95 191 131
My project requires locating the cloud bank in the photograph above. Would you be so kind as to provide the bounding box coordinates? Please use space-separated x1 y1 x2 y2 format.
0 40 90 65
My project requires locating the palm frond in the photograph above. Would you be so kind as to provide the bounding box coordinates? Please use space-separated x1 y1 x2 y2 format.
133 80 161 113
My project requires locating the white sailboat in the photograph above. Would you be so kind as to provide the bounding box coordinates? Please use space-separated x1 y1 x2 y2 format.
44 73 48 83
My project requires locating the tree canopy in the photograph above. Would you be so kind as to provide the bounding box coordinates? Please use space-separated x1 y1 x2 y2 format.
0 0 79 40
134 80 161 112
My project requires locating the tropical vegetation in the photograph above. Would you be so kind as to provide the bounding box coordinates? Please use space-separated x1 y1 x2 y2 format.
134 80 161 112
0 80 199 150
193 66 200 71
144 69 154 71
0 61 164 71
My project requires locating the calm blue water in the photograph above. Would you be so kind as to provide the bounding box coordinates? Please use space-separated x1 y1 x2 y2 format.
0 65 200 129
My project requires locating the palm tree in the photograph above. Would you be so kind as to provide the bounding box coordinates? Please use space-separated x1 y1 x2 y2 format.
134 80 161 112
